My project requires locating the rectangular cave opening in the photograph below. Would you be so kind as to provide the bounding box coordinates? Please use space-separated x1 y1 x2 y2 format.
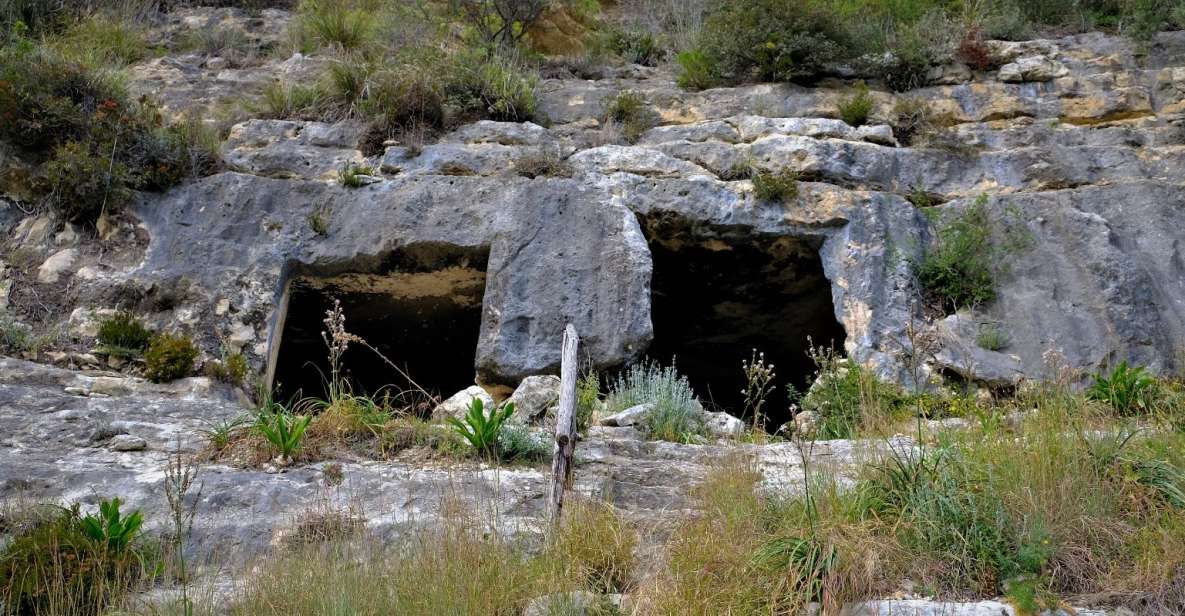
644 221 846 431
271 246 488 405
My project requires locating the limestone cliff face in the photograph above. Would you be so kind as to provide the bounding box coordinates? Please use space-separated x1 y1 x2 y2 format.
4 8 1185 391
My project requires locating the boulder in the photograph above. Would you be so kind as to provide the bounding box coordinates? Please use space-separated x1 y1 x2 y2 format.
108 434 148 452
998 55 1069 82
432 386 495 421
704 411 747 437
507 375 561 422
37 248 78 284
600 403 654 427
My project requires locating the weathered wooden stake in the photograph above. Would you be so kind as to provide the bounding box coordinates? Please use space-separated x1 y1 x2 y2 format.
549 324 579 525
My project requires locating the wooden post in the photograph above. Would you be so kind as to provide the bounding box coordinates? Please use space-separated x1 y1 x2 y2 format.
549 324 579 525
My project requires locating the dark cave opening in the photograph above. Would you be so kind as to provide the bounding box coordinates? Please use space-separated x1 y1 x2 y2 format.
643 219 847 431
271 247 488 404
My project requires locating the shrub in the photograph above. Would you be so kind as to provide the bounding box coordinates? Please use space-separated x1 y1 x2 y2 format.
206 349 250 385
0 46 213 223
675 49 715 90
445 398 517 460
793 346 904 439
576 370 600 431
604 25 664 66
837 80 874 127
496 422 550 462
1087 361 1155 415
693 0 852 84
0 501 149 616
956 26 995 70
453 0 548 48
608 359 705 442
752 167 800 202
890 96 936 146
143 333 199 383
601 89 657 143
96 312 152 357
916 195 997 312
456 53 539 123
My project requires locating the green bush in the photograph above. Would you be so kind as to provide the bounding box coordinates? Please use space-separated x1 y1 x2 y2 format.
793 348 905 439
752 167 800 202
693 0 853 84
608 359 705 443
0 501 149 616
337 162 374 187
496 422 550 462
675 49 715 90
576 370 600 432
143 333 199 383
602 90 658 143
916 196 997 312
206 349 250 385
837 80 874 127
96 312 152 357
604 25 664 66
0 45 215 223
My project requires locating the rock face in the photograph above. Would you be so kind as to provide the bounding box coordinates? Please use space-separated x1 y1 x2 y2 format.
5 26 1185 396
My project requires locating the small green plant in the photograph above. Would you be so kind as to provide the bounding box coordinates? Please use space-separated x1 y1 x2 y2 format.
837 80 874 127
44 140 132 223
604 26 663 66
675 49 715 90
446 398 516 459
79 498 144 554
916 195 997 312
257 410 313 463
1087 361 1155 415
200 415 250 451
576 370 600 432
976 323 1009 351
144 333 199 383
0 312 32 354
205 348 250 385
308 205 331 236
601 90 658 143
752 167 800 202
337 162 374 188
97 312 152 357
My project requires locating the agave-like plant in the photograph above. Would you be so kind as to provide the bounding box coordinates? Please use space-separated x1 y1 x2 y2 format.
257 411 313 464
446 398 516 460
1087 360 1155 415
80 497 144 554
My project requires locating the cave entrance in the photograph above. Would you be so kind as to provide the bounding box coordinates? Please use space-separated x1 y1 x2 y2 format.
271 247 488 404
643 220 846 430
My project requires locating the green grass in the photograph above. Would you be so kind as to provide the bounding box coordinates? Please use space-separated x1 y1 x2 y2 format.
752 167 801 202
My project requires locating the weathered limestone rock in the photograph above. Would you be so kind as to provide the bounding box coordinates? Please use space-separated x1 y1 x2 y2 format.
432 385 495 421
37 248 78 284
998 55 1069 82
108 434 148 452
507 375 561 422
600 403 654 428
